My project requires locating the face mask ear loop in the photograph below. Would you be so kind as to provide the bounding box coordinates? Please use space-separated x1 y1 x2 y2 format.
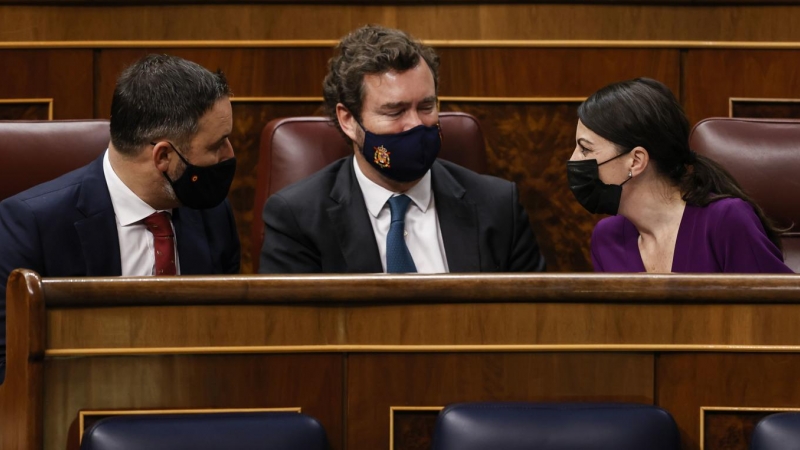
619 170 634 187
152 141 190 183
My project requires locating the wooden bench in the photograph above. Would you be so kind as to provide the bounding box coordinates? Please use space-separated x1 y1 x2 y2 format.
2 269 800 450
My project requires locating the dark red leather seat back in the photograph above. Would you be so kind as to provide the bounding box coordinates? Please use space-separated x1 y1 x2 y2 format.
689 117 800 271
0 120 110 201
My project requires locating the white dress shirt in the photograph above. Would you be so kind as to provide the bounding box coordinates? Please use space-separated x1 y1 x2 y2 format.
102 150 180 275
353 158 449 273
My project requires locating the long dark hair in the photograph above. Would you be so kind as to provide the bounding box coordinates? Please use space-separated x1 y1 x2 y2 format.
577 77 783 250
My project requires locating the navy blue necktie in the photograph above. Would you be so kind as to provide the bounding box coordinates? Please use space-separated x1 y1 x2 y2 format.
386 195 417 273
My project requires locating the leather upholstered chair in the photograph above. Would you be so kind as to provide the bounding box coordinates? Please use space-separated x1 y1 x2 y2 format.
80 412 329 450
251 112 488 272
750 413 800 450
0 120 110 201
431 403 680 450
689 118 800 272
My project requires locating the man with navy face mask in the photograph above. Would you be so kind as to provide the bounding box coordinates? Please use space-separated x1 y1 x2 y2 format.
259 25 545 274
0 54 241 383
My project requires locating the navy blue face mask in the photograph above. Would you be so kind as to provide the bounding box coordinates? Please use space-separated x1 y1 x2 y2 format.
358 121 442 183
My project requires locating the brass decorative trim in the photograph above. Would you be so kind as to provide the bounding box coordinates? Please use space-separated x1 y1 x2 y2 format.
43 343 800 358
0 98 53 120
5 40 800 50
441 96 585 102
699 406 800 450
228 96 583 103
78 407 301 444
0 40 339 49
389 406 444 450
231 96 323 102
728 97 800 117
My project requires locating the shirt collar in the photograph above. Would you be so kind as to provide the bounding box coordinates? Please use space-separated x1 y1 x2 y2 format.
103 150 169 226
352 156 433 218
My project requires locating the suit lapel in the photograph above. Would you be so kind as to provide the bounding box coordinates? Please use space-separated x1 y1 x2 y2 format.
327 157 382 272
74 156 122 276
431 162 481 272
172 208 213 274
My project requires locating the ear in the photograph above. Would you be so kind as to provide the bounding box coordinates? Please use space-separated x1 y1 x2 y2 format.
152 141 173 173
629 146 649 177
336 103 361 148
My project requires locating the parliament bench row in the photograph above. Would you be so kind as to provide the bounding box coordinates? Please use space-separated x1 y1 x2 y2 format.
76 405 800 450
1 114 799 272
2 270 800 449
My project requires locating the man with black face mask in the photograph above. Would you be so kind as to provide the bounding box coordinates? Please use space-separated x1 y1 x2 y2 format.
0 54 241 382
259 25 545 274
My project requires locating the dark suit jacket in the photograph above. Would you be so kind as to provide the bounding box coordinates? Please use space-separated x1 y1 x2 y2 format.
260 156 545 274
0 155 241 381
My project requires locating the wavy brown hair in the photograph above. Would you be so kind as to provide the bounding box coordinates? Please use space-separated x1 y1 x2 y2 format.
323 25 440 145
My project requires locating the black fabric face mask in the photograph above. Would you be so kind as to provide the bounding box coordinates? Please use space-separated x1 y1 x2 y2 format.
158 142 237 210
566 151 632 215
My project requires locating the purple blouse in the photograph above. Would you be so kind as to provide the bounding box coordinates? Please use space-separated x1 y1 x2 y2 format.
591 198 794 273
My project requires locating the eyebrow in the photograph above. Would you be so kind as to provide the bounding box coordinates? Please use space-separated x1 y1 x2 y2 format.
210 135 229 149
378 96 438 111
577 137 594 147
377 101 407 111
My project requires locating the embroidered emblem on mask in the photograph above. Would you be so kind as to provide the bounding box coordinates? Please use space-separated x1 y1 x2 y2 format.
374 145 391 169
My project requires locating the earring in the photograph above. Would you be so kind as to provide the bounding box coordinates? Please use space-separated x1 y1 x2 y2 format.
628 171 633 178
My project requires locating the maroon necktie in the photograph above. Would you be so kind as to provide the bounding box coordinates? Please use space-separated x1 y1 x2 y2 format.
142 212 177 276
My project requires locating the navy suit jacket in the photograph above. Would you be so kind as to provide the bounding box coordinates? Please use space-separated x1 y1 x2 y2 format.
260 156 546 274
0 155 240 381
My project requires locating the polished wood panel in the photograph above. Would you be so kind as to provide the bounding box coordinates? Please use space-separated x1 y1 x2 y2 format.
0 100 50 120
393 410 439 450
348 352 654 450
437 48 680 97
684 49 800 124
659 353 800 450
94 48 333 115
5 5 800 41
39 273 800 306
37 274 800 351
42 301 800 349
5 0 800 4
703 409 771 450
6 271 800 450
731 99 800 119
0 50 93 119
47 304 343 349
43 354 343 450
0 271 45 450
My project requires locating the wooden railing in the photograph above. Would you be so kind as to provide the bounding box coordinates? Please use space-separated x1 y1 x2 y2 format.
2 269 800 450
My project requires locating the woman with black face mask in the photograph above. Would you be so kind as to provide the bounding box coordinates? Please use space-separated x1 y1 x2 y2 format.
566 78 792 273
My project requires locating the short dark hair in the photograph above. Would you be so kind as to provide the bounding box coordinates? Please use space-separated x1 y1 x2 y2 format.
578 77 783 251
323 25 440 145
110 54 231 155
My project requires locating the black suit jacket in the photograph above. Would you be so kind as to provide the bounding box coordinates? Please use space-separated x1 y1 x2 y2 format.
260 157 545 273
0 155 241 381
